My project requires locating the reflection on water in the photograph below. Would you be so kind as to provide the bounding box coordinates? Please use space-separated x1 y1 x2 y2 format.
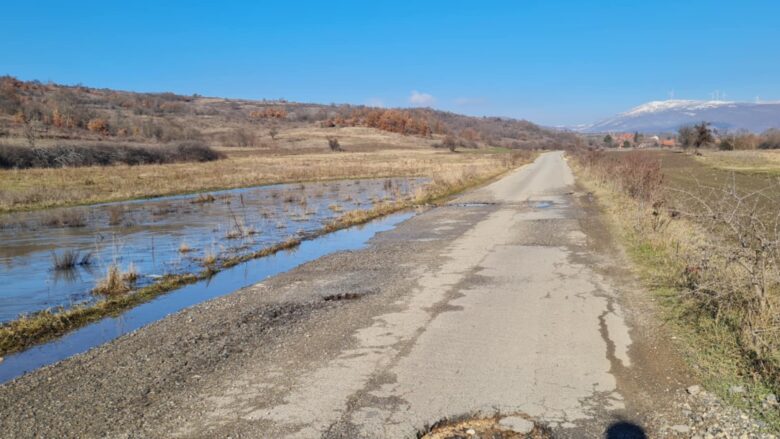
0 212 413 383
0 178 427 323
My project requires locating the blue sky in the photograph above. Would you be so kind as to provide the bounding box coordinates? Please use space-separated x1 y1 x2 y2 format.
2 1 779 126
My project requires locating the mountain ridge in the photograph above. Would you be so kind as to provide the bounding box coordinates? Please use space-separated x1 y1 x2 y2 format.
579 99 780 133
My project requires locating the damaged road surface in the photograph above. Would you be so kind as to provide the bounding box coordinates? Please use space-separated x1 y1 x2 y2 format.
0 152 690 438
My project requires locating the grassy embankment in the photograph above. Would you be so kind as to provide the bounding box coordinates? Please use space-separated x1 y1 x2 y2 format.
570 148 780 430
0 148 537 356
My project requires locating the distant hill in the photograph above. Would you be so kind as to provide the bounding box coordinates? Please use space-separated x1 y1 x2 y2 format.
579 100 780 134
0 76 579 149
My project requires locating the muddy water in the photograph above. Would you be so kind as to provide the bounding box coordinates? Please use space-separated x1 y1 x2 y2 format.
0 178 426 323
0 212 413 383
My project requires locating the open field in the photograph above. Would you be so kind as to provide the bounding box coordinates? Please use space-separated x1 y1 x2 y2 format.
0 127 527 213
570 149 780 430
694 149 780 176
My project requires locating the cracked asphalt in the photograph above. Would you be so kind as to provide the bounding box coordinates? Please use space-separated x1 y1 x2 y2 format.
0 151 693 438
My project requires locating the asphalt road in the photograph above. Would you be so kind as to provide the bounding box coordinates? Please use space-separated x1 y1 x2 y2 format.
0 151 692 438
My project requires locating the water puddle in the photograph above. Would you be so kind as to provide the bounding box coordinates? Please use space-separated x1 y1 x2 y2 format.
447 202 495 208
0 178 427 323
0 212 413 383
533 200 554 209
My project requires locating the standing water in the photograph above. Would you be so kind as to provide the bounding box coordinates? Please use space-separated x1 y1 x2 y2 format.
0 212 413 383
0 177 426 323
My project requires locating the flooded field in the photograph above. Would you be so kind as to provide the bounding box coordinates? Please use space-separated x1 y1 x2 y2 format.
0 178 427 324
0 212 412 383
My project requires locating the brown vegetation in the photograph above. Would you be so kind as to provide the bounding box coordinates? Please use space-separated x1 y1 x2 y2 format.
51 250 92 271
93 264 134 296
0 141 221 169
572 149 780 423
0 76 576 151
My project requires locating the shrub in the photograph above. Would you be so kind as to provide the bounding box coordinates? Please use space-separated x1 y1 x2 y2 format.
758 129 780 149
574 149 663 203
231 128 255 147
0 141 223 169
436 136 457 152
87 118 110 135
328 137 342 152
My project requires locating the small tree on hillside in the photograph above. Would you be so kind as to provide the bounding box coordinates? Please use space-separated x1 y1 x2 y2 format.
269 125 279 140
603 134 614 148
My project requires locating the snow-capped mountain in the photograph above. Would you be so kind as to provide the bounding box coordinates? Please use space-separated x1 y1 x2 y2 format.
579 100 780 133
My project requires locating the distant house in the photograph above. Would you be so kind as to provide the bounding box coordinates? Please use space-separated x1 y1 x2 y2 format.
610 132 635 148
660 138 676 148
614 133 634 143
637 136 660 148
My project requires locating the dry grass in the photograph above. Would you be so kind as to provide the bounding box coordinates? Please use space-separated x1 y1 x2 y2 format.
570 151 780 430
418 414 551 439
93 264 132 296
51 250 91 271
41 209 87 228
695 149 780 175
0 128 523 212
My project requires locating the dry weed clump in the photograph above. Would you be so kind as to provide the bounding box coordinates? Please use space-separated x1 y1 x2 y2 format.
42 209 87 228
93 263 137 296
51 250 92 270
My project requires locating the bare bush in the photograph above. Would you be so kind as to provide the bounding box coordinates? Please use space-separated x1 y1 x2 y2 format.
671 180 780 372
232 128 255 147
573 149 663 203
438 136 457 152
758 129 780 150
574 149 780 383
328 137 342 152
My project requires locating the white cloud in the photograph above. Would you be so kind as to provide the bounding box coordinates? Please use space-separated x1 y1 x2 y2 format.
366 97 385 108
409 90 435 106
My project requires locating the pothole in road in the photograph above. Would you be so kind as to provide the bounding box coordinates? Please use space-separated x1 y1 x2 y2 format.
323 291 365 301
447 202 497 208
531 200 554 209
417 413 552 439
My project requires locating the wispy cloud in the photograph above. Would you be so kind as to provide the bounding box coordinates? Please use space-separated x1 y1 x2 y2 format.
409 90 435 106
